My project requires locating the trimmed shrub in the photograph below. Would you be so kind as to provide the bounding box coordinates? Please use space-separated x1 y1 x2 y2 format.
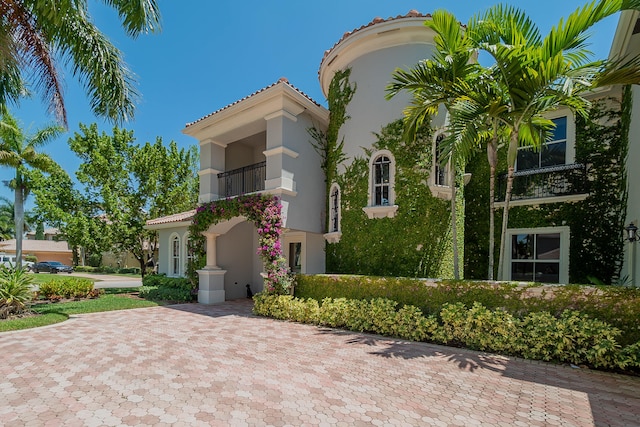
295 275 640 346
38 278 98 300
253 293 640 372
139 275 195 302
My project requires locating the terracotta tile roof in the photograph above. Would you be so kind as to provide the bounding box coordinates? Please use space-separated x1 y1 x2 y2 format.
146 209 196 226
185 78 324 128
0 239 71 253
319 10 432 69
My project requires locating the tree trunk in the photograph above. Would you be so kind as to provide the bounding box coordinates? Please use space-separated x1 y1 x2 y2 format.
14 175 24 270
450 149 459 280
487 139 498 280
139 256 146 279
497 131 519 280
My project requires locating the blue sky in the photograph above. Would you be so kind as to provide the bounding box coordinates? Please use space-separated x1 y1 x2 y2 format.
4 0 620 208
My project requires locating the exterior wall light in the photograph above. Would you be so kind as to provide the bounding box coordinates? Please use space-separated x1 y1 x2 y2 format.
625 222 638 242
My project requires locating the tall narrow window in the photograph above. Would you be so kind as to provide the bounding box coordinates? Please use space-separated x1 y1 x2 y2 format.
364 150 397 219
329 183 341 233
517 116 567 171
289 242 302 274
373 155 391 206
434 133 448 186
171 235 180 276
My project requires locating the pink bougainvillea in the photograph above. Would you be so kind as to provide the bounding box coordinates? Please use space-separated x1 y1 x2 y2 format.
188 194 293 294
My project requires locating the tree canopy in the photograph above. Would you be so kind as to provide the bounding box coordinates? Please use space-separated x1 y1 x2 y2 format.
33 124 198 274
0 0 161 126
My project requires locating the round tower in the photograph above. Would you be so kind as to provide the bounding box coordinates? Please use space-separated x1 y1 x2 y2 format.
319 10 440 162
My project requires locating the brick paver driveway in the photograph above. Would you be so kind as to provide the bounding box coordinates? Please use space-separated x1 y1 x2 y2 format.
1 300 639 426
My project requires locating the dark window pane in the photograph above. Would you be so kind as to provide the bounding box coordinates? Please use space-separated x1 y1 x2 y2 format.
517 148 538 171
541 141 566 167
512 234 533 259
551 117 567 141
535 262 560 283
536 233 561 259
512 262 534 282
382 187 389 205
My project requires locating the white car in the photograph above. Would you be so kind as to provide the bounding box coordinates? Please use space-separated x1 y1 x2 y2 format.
0 254 35 270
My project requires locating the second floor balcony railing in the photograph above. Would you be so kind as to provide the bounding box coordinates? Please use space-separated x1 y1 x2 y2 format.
495 163 589 202
218 161 266 198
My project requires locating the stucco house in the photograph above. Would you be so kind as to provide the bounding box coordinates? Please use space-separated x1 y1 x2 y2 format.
148 10 640 303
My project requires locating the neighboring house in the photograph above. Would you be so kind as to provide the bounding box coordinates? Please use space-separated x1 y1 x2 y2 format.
0 239 73 265
148 10 640 303
25 227 61 241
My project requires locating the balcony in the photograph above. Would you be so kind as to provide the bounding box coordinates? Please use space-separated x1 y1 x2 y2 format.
495 163 589 205
218 161 266 198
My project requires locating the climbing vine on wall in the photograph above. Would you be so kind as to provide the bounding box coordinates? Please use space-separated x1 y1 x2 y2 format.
187 194 292 294
308 68 355 230
464 89 631 284
326 120 462 278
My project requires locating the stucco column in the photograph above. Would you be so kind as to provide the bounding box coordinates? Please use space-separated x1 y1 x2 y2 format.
197 231 226 304
203 231 220 269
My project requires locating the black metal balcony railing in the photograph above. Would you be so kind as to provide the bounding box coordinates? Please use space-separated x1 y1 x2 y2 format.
495 163 589 202
217 161 266 198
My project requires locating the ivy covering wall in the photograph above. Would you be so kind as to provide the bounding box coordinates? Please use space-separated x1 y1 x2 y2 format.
464 88 631 284
326 120 464 278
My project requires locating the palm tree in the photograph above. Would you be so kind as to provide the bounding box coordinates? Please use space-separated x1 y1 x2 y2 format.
386 10 480 279
0 195 35 240
467 0 640 279
0 111 62 268
0 0 161 126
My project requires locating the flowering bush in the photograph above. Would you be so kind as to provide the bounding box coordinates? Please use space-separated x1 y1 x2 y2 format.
188 194 293 294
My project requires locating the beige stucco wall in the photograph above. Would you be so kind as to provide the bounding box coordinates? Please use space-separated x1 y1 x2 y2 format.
337 43 437 164
622 85 640 284
157 225 191 277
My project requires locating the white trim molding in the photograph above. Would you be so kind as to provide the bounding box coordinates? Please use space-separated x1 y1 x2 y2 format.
502 226 570 284
263 146 299 159
365 149 397 218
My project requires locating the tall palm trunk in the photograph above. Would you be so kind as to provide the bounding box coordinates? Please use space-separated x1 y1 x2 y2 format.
497 131 519 280
487 139 497 280
450 146 460 280
14 171 24 269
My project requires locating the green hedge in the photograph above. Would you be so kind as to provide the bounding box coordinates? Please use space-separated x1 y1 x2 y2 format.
38 278 99 300
294 275 640 346
73 266 141 274
139 275 195 302
253 294 640 371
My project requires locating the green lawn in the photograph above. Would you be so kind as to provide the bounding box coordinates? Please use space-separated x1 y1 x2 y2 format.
31 273 97 284
0 291 159 332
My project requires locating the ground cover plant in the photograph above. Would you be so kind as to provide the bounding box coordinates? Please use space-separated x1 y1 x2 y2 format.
254 275 640 373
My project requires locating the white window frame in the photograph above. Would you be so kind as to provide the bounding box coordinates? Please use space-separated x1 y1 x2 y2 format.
183 232 193 275
324 182 342 243
503 226 570 284
363 149 398 219
516 111 576 171
169 233 181 277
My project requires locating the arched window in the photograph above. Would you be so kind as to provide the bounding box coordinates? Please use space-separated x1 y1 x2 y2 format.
363 150 398 219
184 233 194 274
329 183 341 233
170 234 181 276
434 133 449 186
373 155 391 206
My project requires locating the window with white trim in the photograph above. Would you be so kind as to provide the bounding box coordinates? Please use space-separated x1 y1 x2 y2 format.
373 155 391 205
506 227 570 284
434 133 449 186
363 150 398 219
170 234 181 276
329 183 341 233
517 116 567 171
